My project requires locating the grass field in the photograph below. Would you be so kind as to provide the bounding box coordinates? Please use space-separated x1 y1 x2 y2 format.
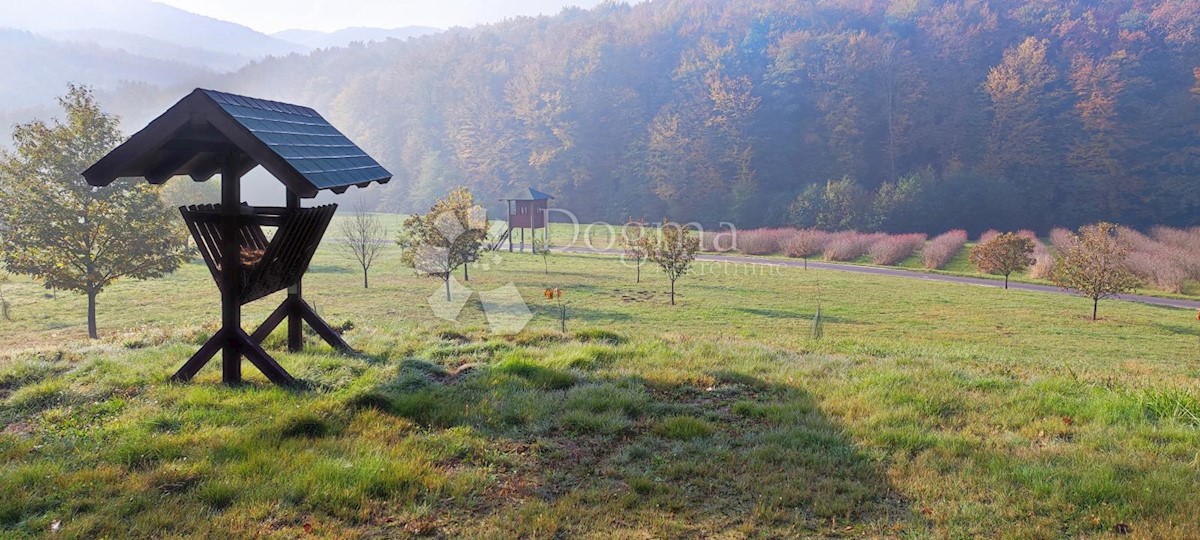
2 214 1200 538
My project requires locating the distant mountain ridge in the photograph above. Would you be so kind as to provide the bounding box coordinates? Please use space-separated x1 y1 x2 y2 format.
0 0 305 58
273 26 441 49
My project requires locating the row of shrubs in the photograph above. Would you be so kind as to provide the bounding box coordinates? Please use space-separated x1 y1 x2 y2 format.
703 225 1200 291
702 228 970 270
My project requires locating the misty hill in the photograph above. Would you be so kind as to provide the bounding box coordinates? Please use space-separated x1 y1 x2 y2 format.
273 26 441 49
0 0 305 59
202 0 1200 233
0 0 308 121
0 29 213 111
41 28 254 72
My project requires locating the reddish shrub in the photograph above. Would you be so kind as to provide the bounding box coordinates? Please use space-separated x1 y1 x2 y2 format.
978 229 1000 244
1120 226 1189 293
737 228 795 255
783 229 830 258
868 233 927 265
699 230 737 253
823 231 883 261
1049 227 1075 254
923 230 967 269
1150 226 1200 280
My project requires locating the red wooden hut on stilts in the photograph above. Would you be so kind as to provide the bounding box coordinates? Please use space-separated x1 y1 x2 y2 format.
83 89 391 386
494 188 554 252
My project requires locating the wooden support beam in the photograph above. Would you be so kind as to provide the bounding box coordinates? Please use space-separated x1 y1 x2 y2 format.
249 301 290 344
235 329 297 386
170 328 225 382
220 154 243 385
298 300 353 354
286 190 305 352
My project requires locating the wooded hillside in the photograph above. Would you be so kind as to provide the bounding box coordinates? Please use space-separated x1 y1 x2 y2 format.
167 0 1200 231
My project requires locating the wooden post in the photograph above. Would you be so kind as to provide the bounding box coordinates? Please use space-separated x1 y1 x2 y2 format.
220 154 242 384
507 200 514 252
286 190 304 352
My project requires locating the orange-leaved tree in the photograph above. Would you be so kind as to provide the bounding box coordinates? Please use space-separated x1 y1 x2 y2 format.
969 232 1035 289
1052 222 1141 320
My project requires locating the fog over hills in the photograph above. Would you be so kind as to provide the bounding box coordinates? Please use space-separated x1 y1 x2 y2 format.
273 26 441 49
1 0 304 58
0 0 439 132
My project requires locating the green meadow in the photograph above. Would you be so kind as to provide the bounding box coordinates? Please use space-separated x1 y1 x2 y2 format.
1 216 1199 538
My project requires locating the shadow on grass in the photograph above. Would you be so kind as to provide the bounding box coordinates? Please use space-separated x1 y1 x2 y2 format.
348 345 913 534
732 306 851 323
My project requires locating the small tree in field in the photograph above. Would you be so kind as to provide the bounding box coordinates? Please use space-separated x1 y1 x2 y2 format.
622 219 651 283
398 187 488 301
533 237 551 274
648 219 700 305
337 202 388 288
970 232 1035 289
0 271 10 321
0 85 187 339
1053 222 1141 320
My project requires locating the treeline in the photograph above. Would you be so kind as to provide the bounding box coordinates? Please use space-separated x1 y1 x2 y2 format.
116 0 1200 233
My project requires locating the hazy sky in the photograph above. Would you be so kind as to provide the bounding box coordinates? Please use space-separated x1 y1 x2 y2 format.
156 0 613 34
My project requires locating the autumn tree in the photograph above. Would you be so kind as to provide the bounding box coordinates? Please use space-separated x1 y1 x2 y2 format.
337 203 388 288
397 187 488 301
621 219 651 283
0 85 187 339
0 271 10 321
648 219 700 306
1052 223 1141 321
969 232 1034 288
788 177 871 231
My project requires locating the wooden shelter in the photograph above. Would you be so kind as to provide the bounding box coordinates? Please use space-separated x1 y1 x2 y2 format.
495 188 554 252
83 89 391 386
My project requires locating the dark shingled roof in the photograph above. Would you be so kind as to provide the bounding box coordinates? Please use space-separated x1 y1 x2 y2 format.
503 187 555 201
84 88 392 197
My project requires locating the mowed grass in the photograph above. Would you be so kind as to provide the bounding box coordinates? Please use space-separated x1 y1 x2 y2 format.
1 215 1200 538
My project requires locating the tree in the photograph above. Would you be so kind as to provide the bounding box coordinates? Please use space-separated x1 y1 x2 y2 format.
1052 223 1141 321
337 202 388 288
621 219 651 283
648 219 700 306
0 271 10 322
0 85 187 339
969 232 1035 289
532 236 551 274
397 187 488 301
788 177 870 231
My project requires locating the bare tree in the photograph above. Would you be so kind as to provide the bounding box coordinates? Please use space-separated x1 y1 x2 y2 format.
337 202 388 288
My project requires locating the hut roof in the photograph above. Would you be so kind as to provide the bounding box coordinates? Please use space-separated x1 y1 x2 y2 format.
83 88 391 198
503 187 555 201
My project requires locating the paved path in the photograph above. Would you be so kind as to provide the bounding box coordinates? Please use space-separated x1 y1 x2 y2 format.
558 246 1200 310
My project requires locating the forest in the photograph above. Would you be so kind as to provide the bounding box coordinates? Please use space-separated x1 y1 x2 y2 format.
104 0 1200 233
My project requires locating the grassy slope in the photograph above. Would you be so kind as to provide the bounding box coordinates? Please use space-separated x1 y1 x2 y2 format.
1 216 1199 538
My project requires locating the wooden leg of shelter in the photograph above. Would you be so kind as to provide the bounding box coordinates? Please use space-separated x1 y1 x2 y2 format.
288 285 304 352
246 293 352 355
297 299 354 353
234 329 296 386
171 328 226 382
220 156 243 386
249 301 290 344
